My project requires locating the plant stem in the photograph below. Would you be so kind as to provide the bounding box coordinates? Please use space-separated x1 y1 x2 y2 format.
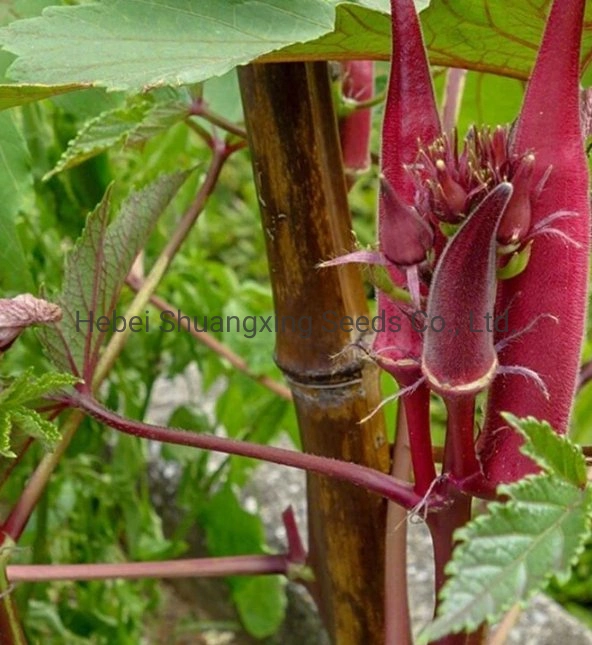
126 283 292 401
0 538 27 645
189 99 248 139
65 392 424 509
0 438 32 491
342 91 386 113
404 383 436 494
426 488 473 645
385 405 412 645
282 507 307 564
185 118 215 147
488 605 521 645
441 68 467 132
7 554 289 582
443 396 479 480
239 59 391 644
426 397 477 644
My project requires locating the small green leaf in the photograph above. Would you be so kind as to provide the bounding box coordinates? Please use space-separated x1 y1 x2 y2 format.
45 90 191 179
44 99 152 179
233 575 287 639
0 370 77 457
503 413 588 487
0 370 78 407
0 411 15 458
10 408 61 450
420 475 592 642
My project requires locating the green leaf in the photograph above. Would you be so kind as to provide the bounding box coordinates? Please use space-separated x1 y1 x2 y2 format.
0 370 78 407
0 411 14 458
420 475 592 642
420 1 592 87
44 99 152 179
45 90 192 179
38 172 187 381
201 485 286 638
0 110 33 292
0 0 336 93
0 82 92 111
233 575 287 639
10 408 61 450
0 370 77 456
503 413 588 487
454 71 524 135
5 0 592 100
279 1 390 61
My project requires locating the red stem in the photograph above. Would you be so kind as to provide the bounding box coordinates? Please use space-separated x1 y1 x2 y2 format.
403 383 436 494
442 396 478 480
427 489 472 645
385 406 413 645
427 397 476 644
7 554 288 583
282 507 307 564
52 393 425 511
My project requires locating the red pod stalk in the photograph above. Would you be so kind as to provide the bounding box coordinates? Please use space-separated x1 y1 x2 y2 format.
478 0 590 483
339 61 374 175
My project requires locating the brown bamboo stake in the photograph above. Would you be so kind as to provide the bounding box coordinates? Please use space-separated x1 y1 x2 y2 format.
239 62 391 644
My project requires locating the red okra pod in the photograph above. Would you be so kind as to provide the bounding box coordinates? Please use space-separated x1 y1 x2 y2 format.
421 183 513 398
478 0 591 483
339 61 374 177
373 0 441 379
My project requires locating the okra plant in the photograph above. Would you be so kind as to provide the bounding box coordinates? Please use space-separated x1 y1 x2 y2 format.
0 0 591 643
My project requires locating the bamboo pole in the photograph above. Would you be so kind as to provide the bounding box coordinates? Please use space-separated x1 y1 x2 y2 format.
239 62 393 644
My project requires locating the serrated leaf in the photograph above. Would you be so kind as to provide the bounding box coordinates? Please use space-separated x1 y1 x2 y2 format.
420 475 592 642
503 413 588 487
10 408 61 450
0 0 336 93
0 370 77 407
44 99 152 179
0 370 76 460
0 82 90 111
4 1 592 102
45 91 191 179
0 411 14 458
420 0 592 86
38 172 187 382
